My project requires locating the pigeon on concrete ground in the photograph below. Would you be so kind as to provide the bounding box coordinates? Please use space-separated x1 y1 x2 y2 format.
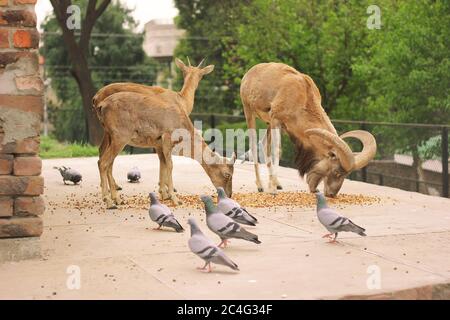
315 192 366 243
148 192 184 232
127 166 141 183
201 195 261 248
216 187 258 226
53 166 82 185
187 218 239 273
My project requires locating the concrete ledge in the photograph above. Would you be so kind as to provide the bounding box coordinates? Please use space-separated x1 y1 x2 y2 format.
0 237 41 262
341 282 450 300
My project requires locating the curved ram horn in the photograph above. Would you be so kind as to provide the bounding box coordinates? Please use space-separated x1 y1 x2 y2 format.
198 57 207 67
340 130 377 170
305 128 355 172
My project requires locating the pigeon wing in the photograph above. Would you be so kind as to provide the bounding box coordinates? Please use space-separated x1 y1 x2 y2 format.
336 219 366 236
218 199 257 226
318 208 366 236
317 208 345 233
189 234 219 262
149 204 167 223
217 198 238 213
162 214 184 232
210 250 239 270
207 213 240 238
208 213 261 244
189 235 239 270
241 207 258 223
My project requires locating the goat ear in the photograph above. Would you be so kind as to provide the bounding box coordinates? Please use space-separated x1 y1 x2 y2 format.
201 65 214 75
175 58 187 71
328 151 337 159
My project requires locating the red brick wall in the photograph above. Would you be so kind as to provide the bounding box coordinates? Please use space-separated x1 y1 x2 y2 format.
0 0 43 237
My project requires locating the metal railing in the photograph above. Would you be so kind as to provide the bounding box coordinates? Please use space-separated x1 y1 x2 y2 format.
190 113 450 198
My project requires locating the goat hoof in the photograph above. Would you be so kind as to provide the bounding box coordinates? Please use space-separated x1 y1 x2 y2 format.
257 188 264 192
277 185 283 190
106 201 118 209
116 186 122 191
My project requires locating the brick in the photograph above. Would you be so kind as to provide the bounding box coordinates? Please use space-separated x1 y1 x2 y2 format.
13 156 41 176
0 217 43 238
14 195 44 216
0 154 13 175
0 10 37 27
15 75 43 94
0 95 43 114
0 136 40 154
0 29 8 48
0 51 39 73
0 107 41 153
13 29 39 49
0 175 43 196
14 0 37 4
0 197 13 217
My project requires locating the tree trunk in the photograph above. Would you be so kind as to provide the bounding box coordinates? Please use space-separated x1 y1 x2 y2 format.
72 63 103 145
49 0 110 146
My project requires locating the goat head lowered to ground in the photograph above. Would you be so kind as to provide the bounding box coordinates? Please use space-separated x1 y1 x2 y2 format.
240 62 377 197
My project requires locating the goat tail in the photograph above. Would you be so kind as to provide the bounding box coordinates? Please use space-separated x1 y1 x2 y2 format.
92 89 107 121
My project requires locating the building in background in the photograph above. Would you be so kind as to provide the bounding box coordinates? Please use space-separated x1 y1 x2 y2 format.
143 19 185 63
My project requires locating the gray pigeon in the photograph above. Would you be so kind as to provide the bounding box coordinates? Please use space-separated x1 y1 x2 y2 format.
315 192 366 243
216 187 258 226
127 166 141 183
148 192 184 232
54 166 82 185
201 195 261 248
187 218 239 273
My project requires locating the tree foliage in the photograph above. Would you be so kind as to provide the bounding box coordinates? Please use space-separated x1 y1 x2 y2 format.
173 0 251 114
175 0 449 162
42 0 157 142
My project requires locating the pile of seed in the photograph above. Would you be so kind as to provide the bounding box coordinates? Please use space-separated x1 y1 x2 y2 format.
57 191 381 211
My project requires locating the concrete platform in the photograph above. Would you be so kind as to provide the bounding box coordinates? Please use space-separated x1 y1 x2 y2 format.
0 154 449 300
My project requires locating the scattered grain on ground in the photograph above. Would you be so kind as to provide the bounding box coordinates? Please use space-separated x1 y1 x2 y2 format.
51 191 382 211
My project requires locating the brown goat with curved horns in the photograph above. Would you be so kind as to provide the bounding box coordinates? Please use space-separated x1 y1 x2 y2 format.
240 63 376 197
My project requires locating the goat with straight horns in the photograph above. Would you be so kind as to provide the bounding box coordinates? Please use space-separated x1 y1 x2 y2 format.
93 58 235 209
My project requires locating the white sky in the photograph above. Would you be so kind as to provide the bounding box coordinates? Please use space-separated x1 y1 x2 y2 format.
35 0 178 31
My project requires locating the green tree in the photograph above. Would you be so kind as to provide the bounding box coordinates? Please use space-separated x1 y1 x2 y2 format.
173 0 251 114
42 1 157 142
224 0 374 116
354 0 450 193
